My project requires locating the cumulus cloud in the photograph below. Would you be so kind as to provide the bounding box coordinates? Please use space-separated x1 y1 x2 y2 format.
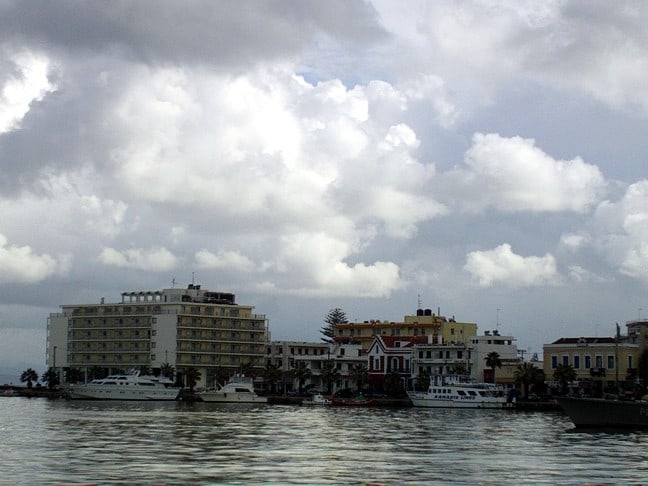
195 249 255 273
464 243 559 288
0 51 56 134
0 234 70 284
439 133 606 213
590 180 648 281
99 246 178 271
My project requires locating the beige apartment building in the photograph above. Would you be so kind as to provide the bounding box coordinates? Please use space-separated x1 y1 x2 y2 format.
334 309 478 351
47 284 268 388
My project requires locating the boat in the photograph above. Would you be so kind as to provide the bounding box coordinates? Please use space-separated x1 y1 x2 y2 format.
65 370 180 400
302 393 332 406
332 394 374 406
198 375 267 403
407 375 507 409
557 396 648 428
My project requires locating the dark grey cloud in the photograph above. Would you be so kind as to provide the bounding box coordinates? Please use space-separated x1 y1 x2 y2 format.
0 0 387 66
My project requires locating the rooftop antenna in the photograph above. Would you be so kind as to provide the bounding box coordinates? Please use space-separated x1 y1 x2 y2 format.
417 294 422 309
496 308 501 330
192 272 195 285
172 277 176 288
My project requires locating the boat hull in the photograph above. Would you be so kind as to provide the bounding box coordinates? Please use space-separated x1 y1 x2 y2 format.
66 386 180 401
557 396 648 428
408 395 505 408
199 391 267 403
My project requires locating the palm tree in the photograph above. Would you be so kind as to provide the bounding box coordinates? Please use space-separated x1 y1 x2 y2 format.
241 362 256 378
553 363 577 395
263 363 283 394
160 362 175 381
415 368 431 391
184 367 201 391
213 366 229 388
485 352 502 384
383 370 404 397
321 360 341 395
20 368 38 389
292 361 312 395
41 368 60 390
349 363 369 392
449 363 467 376
65 368 84 384
138 365 153 376
514 362 539 399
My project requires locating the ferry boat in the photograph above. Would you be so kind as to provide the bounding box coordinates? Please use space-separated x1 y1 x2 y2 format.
198 375 267 403
65 371 180 400
407 375 507 409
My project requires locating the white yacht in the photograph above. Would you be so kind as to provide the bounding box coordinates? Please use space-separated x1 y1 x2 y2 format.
198 375 267 403
65 371 180 401
408 375 507 409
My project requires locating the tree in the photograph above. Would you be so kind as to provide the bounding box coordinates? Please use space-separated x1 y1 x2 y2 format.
20 368 38 389
485 352 502 384
415 368 431 391
514 362 539 399
41 368 60 390
321 308 348 343
263 363 283 394
65 368 84 384
160 362 175 380
241 362 256 378
321 360 341 395
213 366 229 388
292 361 312 395
138 365 153 376
349 363 368 392
184 367 201 391
638 349 648 385
383 370 405 397
553 363 577 395
449 363 467 376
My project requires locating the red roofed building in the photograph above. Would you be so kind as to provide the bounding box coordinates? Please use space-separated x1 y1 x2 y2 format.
367 335 428 391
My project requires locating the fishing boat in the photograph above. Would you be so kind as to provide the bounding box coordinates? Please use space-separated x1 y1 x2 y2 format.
198 375 267 403
407 375 507 409
556 396 648 428
65 371 180 400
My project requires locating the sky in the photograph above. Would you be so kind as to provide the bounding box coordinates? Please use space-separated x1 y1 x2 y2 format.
1 0 648 380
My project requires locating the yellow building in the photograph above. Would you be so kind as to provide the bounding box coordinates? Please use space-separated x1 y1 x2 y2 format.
334 309 477 351
543 337 638 386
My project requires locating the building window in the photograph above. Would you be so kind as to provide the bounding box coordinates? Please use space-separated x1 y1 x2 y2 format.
607 355 615 369
551 355 558 369
585 355 591 369
573 355 580 369
562 355 569 366
629 355 634 369
595 355 603 368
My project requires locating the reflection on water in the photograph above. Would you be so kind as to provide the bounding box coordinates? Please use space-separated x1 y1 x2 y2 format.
1 397 648 484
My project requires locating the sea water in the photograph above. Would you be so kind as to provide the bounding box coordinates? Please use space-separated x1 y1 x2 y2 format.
1 397 647 484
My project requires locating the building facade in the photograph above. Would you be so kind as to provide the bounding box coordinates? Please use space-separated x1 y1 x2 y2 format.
543 336 638 387
47 284 268 388
334 309 478 351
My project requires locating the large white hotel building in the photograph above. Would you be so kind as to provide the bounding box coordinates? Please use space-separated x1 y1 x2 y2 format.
46 284 268 388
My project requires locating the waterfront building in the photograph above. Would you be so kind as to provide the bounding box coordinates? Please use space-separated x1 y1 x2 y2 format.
469 330 519 384
367 335 426 391
543 336 638 389
333 309 477 351
47 284 268 388
626 319 648 356
265 341 366 394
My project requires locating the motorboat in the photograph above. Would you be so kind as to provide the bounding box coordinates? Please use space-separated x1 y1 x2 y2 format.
302 393 332 406
65 370 180 400
407 375 506 409
557 396 648 428
198 375 267 403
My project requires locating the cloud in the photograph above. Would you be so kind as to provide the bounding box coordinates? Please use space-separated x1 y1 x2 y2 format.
0 50 56 134
439 133 606 213
464 243 559 287
0 234 70 284
99 246 178 271
590 180 648 281
195 249 255 273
